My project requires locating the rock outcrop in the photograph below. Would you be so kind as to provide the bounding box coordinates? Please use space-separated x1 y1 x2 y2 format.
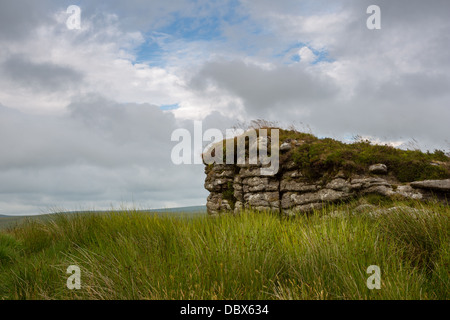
410 179 450 192
369 164 388 174
204 132 450 216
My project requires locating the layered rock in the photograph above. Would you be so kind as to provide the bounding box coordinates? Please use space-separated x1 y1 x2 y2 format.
204 164 237 215
410 179 450 192
204 139 450 216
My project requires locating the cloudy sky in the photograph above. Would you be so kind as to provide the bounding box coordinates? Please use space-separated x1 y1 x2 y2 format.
1 0 449 215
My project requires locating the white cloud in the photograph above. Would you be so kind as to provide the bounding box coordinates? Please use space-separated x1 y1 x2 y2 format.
298 46 316 64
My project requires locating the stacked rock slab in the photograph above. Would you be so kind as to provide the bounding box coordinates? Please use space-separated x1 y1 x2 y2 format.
237 165 280 212
204 146 450 216
205 164 237 214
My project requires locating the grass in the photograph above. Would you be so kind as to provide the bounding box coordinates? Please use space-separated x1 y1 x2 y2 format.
0 198 448 300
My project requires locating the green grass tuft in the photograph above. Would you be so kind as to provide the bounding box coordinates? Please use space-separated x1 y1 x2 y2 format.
0 201 449 300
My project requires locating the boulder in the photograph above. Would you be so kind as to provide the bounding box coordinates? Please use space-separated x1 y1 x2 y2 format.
395 185 423 200
280 142 292 152
410 179 450 192
369 164 388 174
353 204 377 213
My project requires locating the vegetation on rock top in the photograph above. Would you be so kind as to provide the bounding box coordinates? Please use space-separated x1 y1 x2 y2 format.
283 130 450 182
208 123 450 183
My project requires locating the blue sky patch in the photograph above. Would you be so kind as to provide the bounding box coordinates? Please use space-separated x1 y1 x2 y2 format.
160 103 180 111
134 0 246 66
135 34 166 65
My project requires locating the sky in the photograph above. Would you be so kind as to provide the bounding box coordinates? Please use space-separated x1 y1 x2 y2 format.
1 0 449 215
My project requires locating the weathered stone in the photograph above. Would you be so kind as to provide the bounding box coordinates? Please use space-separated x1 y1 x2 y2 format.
361 185 394 197
282 170 303 179
242 177 279 192
351 177 390 189
288 189 348 206
206 193 222 213
284 203 323 216
244 192 279 208
240 167 266 177
369 164 388 174
204 145 449 215
215 170 236 178
210 164 235 172
367 206 428 218
386 206 424 214
248 206 278 212
205 181 221 192
204 176 233 192
234 201 244 214
280 142 292 152
326 178 351 192
327 210 346 218
349 182 363 190
280 179 319 192
410 179 450 192
236 161 261 168
221 200 232 211
233 182 243 191
281 192 295 209
317 188 350 202
353 204 377 213
395 185 423 200
234 190 244 201
290 191 320 207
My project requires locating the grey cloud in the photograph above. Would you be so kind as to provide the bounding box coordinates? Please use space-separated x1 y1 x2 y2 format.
191 59 339 113
0 95 176 170
0 0 55 41
1 55 83 92
0 96 224 215
374 73 450 102
331 0 450 63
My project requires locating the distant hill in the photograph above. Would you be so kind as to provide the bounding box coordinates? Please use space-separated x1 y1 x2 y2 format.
0 215 33 230
148 205 206 213
0 205 207 230
59 205 207 215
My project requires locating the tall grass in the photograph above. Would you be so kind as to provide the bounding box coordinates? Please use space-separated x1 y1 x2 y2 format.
0 200 448 300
